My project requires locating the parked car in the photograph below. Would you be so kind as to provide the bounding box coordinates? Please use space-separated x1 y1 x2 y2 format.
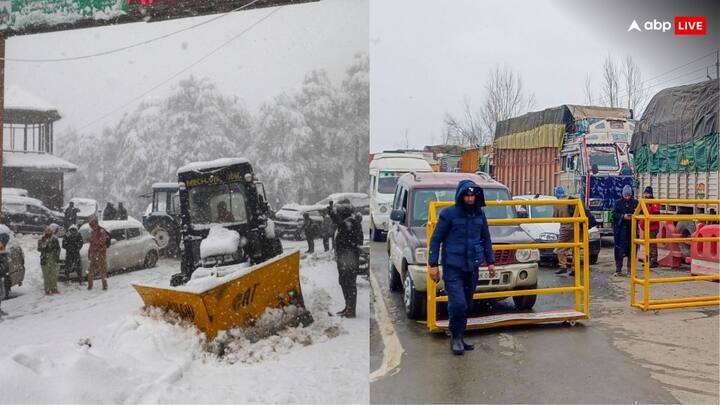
63 198 100 226
387 172 540 319
59 219 159 280
513 195 601 265
1 195 65 234
2 187 29 197
273 204 326 240
316 192 370 215
0 224 26 299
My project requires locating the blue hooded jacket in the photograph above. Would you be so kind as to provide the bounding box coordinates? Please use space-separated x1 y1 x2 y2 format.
428 180 495 271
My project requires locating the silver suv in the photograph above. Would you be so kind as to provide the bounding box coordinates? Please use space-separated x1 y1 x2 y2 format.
387 172 540 319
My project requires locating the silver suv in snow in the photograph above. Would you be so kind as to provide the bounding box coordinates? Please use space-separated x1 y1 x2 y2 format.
386 172 540 318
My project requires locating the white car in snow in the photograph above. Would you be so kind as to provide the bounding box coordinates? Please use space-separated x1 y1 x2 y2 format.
59 219 159 279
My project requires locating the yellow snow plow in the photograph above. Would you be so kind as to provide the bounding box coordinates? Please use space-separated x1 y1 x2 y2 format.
133 250 310 340
134 158 313 339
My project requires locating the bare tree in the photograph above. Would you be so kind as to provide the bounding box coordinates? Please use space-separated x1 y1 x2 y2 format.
584 73 594 105
622 55 648 116
601 54 620 107
443 97 485 146
479 65 535 142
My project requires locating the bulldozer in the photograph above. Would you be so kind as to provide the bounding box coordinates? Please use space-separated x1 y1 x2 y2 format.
133 158 311 339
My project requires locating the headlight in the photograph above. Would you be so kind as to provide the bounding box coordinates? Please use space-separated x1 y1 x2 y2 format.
414 248 427 264
380 206 388 214
538 232 558 241
516 249 540 263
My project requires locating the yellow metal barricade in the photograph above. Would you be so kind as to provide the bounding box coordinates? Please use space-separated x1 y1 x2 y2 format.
425 199 590 333
631 199 720 310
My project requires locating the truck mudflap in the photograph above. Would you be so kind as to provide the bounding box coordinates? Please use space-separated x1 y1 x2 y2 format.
133 250 312 340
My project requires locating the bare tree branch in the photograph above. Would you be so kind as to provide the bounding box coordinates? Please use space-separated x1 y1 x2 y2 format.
584 73 594 105
622 55 648 117
601 54 620 107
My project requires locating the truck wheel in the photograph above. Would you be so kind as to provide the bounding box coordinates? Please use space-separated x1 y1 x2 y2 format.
262 237 284 261
512 283 537 310
388 261 403 292
403 272 425 319
150 221 178 257
144 251 158 269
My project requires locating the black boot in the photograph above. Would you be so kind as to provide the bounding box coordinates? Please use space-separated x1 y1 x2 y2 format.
461 334 474 351
451 335 464 355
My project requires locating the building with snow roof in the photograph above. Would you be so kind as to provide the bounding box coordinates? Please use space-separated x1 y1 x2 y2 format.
2 86 77 209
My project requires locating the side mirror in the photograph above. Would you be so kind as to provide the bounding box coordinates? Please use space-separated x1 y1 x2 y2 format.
390 209 405 223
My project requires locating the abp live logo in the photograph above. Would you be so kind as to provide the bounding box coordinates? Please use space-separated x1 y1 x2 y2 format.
675 16 706 35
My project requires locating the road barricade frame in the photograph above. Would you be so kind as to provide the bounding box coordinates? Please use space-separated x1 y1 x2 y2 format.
631 198 720 311
425 199 590 333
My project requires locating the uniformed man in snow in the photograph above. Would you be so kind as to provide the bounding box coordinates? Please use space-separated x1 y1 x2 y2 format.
300 212 317 254
64 202 79 230
117 202 128 220
102 202 117 221
328 200 363 318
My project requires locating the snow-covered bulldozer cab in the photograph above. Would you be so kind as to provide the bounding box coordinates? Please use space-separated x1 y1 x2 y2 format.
132 158 310 339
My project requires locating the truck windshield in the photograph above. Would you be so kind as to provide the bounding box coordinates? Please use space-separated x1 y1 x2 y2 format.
377 176 398 194
188 183 248 228
412 187 514 226
588 146 619 171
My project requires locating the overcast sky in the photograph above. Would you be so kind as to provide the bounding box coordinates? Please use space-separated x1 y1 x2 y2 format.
6 0 367 135
370 0 719 152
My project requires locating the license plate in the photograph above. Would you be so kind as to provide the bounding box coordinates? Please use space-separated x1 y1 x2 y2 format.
479 271 499 280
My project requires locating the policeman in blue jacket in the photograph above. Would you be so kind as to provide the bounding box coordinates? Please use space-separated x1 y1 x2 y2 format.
428 180 495 355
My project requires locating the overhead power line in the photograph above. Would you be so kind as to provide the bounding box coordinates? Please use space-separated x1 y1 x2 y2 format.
77 5 282 131
1 0 265 63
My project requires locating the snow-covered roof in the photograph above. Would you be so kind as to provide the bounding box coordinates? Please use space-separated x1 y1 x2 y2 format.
279 204 327 212
79 218 144 232
2 187 28 196
152 182 180 190
1 195 45 207
68 198 98 206
4 86 58 112
177 158 250 174
326 192 369 200
3 151 77 172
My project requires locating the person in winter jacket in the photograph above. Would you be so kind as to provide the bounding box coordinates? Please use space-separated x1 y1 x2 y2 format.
429 180 495 355
0 232 10 318
117 203 128 220
216 201 235 223
639 186 660 268
38 226 61 295
328 202 363 318
613 185 639 276
300 212 317 254
102 203 117 221
552 186 575 276
87 218 109 290
64 202 79 230
321 209 335 252
62 225 84 282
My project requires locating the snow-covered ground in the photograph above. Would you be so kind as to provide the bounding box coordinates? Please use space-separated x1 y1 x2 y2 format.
0 236 369 403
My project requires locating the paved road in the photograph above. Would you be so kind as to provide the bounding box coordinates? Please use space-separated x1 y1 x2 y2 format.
370 239 719 404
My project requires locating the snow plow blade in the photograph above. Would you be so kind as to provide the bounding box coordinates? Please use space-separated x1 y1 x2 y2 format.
132 250 311 340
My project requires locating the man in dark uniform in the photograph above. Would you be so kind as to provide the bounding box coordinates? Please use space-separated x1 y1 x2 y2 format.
102 202 117 221
64 202 79 230
321 209 334 252
612 185 638 277
62 225 84 283
429 180 495 355
300 212 316 254
117 203 128 220
328 201 363 317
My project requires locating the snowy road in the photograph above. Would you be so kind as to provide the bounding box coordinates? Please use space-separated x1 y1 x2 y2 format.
0 236 369 403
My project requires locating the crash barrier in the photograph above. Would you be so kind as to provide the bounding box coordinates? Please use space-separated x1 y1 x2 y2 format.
638 222 684 268
690 224 720 277
425 199 590 333
133 250 311 340
631 199 720 311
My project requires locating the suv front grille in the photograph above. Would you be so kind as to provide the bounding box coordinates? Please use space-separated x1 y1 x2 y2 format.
493 249 514 266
